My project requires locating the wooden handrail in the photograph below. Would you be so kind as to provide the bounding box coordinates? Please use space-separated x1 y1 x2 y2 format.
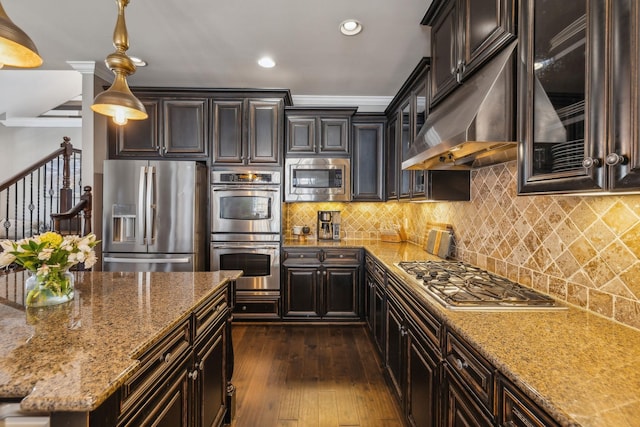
0 136 81 192
51 186 92 236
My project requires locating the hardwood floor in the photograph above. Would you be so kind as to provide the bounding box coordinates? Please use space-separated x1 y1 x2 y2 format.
230 324 406 427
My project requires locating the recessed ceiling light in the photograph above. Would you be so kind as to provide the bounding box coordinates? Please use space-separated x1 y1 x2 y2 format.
258 56 276 68
340 19 362 36
129 56 147 67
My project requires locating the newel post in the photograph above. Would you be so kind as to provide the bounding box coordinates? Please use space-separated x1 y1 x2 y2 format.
59 136 74 212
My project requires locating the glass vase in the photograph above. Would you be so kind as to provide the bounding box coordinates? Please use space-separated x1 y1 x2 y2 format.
24 269 75 307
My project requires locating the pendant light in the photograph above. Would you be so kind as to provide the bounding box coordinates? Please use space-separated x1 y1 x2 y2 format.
0 1 42 68
91 0 147 126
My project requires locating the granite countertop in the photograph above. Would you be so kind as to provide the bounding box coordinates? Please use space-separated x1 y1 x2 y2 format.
0 270 242 413
285 239 640 427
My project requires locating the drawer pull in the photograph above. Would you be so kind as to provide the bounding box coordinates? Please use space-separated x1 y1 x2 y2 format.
455 358 468 370
161 352 172 364
198 360 205 370
339 254 344 258
188 370 198 381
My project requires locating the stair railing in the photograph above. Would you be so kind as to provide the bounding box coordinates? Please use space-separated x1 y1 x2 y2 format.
0 136 82 241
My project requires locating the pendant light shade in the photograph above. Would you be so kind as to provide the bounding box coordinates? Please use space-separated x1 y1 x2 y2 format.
0 1 43 68
91 0 147 125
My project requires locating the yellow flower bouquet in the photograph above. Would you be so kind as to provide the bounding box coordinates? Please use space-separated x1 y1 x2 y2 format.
0 232 99 307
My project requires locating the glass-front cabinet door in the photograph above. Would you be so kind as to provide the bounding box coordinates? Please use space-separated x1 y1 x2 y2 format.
519 0 640 193
518 0 603 194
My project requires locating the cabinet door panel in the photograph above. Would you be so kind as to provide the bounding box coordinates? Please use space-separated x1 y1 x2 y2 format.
518 0 604 194
248 99 281 164
324 267 358 317
463 0 516 77
163 99 207 157
212 100 244 163
385 298 404 401
286 116 316 154
320 118 350 153
431 0 459 106
386 118 398 199
610 0 640 189
284 267 320 317
110 99 160 158
443 366 493 427
195 323 226 427
407 334 439 427
352 123 385 201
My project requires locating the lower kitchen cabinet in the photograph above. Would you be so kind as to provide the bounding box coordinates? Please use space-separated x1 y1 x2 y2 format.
497 374 559 427
117 285 231 427
282 248 361 320
385 273 442 425
364 254 386 356
443 364 494 427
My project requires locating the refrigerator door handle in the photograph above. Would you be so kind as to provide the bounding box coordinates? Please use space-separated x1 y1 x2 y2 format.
138 166 148 245
146 165 156 245
104 257 191 264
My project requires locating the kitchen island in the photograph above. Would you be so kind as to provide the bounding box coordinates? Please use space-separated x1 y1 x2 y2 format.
285 238 640 427
0 270 241 426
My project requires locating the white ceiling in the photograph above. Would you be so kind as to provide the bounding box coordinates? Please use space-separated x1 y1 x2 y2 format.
0 0 432 124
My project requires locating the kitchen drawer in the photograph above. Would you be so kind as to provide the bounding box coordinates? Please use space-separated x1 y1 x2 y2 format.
120 318 191 414
282 248 322 265
322 248 361 265
445 330 495 412
365 254 385 284
194 287 228 340
387 273 442 351
234 295 280 319
498 374 559 427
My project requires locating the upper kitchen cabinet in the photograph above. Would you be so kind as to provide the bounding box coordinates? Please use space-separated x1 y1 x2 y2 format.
352 114 386 202
385 58 430 200
285 107 357 157
423 0 516 107
109 95 209 160
518 0 640 194
212 93 290 166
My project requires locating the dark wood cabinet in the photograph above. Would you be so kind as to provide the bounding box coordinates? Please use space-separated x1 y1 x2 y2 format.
407 328 440 427
212 97 284 165
385 288 406 402
116 285 231 427
352 115 386 201
285 108 356 157
107 88 291 165
443 330 495 426
364 255 386 356
385 59 430 200
282 248 360 320
109 96 208 160
443 364 494 427
518 0 640 194
424 0 516 107
498 375 560 427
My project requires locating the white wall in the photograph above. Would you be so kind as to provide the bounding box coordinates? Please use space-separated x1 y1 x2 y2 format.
0 126 82 182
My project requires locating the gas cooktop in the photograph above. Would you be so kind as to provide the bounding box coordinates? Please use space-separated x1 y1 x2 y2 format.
395 261 566 311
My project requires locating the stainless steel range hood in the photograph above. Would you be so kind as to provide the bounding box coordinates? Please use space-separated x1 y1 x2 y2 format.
403 41 518 170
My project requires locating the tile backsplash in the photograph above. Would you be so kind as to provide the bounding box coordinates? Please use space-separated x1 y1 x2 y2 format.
284 161 640 331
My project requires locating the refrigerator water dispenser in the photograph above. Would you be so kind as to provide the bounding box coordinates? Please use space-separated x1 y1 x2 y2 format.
111 205 136 242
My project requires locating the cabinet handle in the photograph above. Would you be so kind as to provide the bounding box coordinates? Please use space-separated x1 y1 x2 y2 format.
582 157 601 168
339 254 344 258
300 255 305 258
188 370 198 381
198 360 205 370
454 358 468 370
161 352 172 364
605 153 628 166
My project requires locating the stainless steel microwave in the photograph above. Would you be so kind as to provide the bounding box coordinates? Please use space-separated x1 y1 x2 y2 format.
284 158 351 202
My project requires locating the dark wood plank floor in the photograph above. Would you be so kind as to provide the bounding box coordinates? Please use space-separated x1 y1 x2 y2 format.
230 324 406 427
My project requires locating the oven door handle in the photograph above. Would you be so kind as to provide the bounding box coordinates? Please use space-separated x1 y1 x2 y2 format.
212 187 279 192
211 245 279 250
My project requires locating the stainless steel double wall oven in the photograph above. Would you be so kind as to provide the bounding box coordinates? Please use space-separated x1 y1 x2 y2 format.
210 170 281 317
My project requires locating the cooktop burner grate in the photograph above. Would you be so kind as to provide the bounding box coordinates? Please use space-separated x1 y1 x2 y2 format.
395 261 565 310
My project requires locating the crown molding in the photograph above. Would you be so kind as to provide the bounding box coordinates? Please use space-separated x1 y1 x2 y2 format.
291 95 393 113
0 113 81 128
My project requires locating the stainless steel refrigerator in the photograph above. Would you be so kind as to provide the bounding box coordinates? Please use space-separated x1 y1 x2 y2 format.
102 160 207 272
